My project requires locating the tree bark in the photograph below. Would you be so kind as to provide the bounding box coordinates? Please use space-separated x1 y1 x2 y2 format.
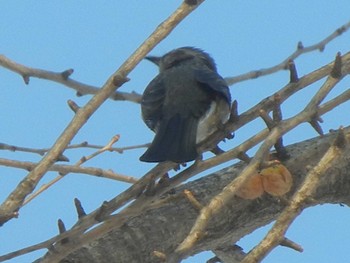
38 128 350 263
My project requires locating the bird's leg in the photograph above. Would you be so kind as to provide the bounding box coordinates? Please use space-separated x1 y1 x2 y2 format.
218 121 235 141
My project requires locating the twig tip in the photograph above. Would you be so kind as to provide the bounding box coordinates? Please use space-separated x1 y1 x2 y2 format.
288 60 299 83
74 198 87 219
67 99 80 113
330 52 342 79
22 75 30 85
61 68 74 80
297 41 304 50
112 74 130 87
184 0 198 5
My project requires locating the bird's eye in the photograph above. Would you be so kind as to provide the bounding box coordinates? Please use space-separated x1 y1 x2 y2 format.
163 58 181 69
163 53 194 69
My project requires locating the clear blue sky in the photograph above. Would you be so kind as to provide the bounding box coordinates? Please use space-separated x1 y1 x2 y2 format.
1 1 350 262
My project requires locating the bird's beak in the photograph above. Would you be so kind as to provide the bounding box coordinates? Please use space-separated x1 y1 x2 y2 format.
145 56 161 66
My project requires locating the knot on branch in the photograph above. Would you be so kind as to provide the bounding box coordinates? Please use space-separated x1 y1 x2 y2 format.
61 69 74 80
112 74 130 88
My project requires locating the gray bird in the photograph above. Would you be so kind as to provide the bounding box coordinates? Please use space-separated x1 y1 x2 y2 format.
140 47 231 163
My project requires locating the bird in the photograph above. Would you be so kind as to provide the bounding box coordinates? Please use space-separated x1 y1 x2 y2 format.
139 47 231 163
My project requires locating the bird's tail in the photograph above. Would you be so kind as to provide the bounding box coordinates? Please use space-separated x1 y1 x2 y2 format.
140 114 198 163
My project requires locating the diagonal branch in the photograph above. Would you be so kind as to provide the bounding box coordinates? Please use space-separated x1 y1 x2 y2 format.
0 141 149 156
225 20 350 85
27 126 350 263
170 54 345 262
0 0 204 227
1 50 350 263
25 63 348 263
31 51 350 261
21 135 127 206
241 128 348 263
0 54 142 103
0 158 137 183
1 22 349 105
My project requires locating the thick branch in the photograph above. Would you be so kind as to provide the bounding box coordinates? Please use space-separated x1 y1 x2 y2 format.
37 127 350 263
171 57 344 261
0 0 204 226
4 50 347 263
241 129 348 262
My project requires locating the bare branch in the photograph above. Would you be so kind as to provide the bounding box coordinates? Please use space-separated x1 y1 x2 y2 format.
34 127 350 263
0 54 142 103
225 21 350 85
0 158 137 183
170 59 346 261
57 219 69 244
241 128 348 262
74 198 87 219
1 9 349 263
280 237 303 253
0 0 204 227
67 99 81 113
288 60 299 83
0 141 149 156
22 135 123 206
198 51 350 160
7 49 346 263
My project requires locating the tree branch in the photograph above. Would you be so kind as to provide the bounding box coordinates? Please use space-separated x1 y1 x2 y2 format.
224 20 350 85
1 21 349 105
0 0 204 227
170 54 346 262
0 141 149 158
0 7 349 263
0 54 142 103
32 127 350 263
241 128 348 262
2 52 348 263
0 158 137 183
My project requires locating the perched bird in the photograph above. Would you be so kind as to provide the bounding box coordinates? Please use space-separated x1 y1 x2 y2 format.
140 47 231 163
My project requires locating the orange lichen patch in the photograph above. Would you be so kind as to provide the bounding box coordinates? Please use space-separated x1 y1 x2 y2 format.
236 173 264 200
236 164 293 200
261 164 293 196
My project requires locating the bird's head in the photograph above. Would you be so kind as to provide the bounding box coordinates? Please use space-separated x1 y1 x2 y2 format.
145 47 217 72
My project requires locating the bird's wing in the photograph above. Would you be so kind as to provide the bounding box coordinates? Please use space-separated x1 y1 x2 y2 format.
194 68 231 103
141 75 166 131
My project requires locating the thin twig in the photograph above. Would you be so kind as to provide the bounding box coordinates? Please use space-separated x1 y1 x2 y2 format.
241 129 347 262
0 0 203 227
2 85 349 263
0 55 142 103
1 18 350 263
0 158 137 183
6 2 205 262
52 83 349 263
1 22 349 105
0 141 149 156
170 57 345 262
198 51 350 157
225 21 350 85
2 49 349 263
22 135 122 206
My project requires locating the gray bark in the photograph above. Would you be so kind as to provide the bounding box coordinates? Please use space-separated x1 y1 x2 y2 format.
40 128 350 263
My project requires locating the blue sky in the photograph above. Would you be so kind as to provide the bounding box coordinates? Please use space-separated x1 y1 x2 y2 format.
1 1 350 262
